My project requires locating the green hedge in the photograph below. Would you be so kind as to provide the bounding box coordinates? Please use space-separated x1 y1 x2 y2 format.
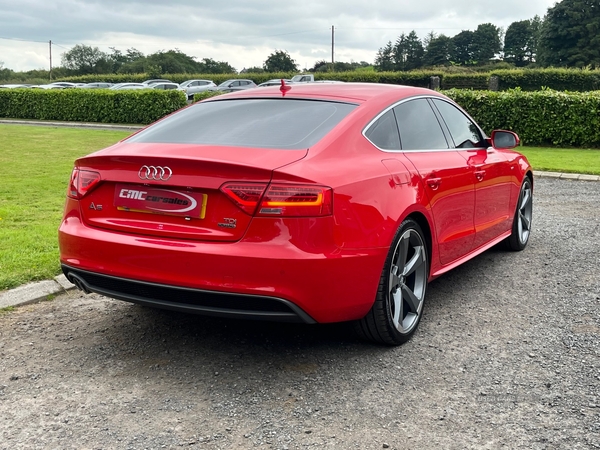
0 89 186 125
2 86 600 147
445 89 600 147
55 68 600 92
491 69 600 92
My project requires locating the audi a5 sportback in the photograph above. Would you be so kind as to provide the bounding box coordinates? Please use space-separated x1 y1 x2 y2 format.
59 83 533 345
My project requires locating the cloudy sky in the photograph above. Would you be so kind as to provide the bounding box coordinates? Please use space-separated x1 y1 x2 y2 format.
0 0 558 73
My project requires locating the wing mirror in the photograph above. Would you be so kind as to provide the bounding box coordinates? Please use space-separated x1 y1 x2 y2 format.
490 130 520 149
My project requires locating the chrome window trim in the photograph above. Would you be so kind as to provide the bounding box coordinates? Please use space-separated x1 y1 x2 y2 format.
362 95 488 153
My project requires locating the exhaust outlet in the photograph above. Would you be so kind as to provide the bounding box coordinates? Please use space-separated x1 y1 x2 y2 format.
68 273 91 294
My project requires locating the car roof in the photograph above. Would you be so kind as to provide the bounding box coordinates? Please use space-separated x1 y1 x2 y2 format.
205 82 442 105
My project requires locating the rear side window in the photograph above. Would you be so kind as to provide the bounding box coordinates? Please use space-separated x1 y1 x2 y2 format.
364 110 401 150
127 99 357 149
393 99 448 150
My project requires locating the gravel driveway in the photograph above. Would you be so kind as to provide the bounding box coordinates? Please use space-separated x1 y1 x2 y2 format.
1 177 599 449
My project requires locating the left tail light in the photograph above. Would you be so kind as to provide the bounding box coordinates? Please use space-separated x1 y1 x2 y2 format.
67 168 101 199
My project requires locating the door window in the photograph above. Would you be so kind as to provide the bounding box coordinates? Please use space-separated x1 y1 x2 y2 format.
431 99 485 148
393 99 448 150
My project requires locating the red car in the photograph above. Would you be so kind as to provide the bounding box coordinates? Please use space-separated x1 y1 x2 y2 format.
59 83 533 345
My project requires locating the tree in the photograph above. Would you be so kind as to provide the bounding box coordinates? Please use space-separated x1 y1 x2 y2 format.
263 50 298 72
504 19 537 66
423 34 454 66
472 23 502 64
61 44 110 75
198 58 236 74
374 41 394 71
108 47 144 72
451 30 475 65
391 31 423 71
538 0 600 67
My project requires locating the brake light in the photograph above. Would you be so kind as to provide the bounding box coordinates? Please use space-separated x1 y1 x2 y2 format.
67 168 101 199
220 183 268 214
221 182 333 217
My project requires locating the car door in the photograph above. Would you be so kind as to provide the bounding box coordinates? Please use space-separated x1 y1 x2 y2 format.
393 98 476 266
431 99 513 249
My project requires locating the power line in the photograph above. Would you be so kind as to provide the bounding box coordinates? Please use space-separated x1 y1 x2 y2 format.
0 36 48 44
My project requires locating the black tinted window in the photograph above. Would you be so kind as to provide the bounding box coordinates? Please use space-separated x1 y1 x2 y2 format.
432 99 484 148
393 99 448 150
364 110 401 150
127 99 357 149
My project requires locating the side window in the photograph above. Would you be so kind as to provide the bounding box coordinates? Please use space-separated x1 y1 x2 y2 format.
432 99 485 148
232 81 241 87
364 110 401 150
393 99 448 150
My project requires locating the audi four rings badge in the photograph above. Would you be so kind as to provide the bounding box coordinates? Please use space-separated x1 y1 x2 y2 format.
138 165 172 181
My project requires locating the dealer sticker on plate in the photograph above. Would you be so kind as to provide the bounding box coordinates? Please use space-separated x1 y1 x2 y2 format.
114 184 207 219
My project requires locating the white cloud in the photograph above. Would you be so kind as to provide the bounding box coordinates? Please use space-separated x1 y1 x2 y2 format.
0 0 557 73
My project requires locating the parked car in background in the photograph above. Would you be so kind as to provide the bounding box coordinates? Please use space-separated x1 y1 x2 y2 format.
149 82 180 91
257 79 292 87
141 79 172 86
178 79 216 99
0 84 33 88
109 83 147 90
32 82 78 89
290 74 314 83
208 79 256 93
58 83 533 346
77 82 113 89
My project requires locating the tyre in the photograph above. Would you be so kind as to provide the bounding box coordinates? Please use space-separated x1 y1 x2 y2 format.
355 218 429 345
504 177 533 251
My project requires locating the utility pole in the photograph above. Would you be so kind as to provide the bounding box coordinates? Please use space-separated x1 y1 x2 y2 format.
331 26 335 66
49 40 53 80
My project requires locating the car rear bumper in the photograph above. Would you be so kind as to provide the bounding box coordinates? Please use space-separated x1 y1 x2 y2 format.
59 215 386 323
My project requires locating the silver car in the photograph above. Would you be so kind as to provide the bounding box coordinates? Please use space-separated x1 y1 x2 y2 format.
149 82 180 91
208 79 257 93
178 79 217 100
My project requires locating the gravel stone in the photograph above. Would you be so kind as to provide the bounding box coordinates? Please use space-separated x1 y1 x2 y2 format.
0 177 598 449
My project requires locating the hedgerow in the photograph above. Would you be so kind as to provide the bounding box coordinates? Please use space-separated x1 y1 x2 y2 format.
2 86 600 147
0 89 186 125
445 89 600 147
57 68 600 92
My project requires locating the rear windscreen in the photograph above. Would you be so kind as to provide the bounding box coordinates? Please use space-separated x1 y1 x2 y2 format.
127 98 357 149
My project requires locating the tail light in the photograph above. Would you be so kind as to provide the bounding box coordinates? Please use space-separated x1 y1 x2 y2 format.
221 183 333 217
67 168 101 199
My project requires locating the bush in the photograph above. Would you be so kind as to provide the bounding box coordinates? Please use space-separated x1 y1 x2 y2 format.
0 89 187 125
492 68 600 91
445 88 600 147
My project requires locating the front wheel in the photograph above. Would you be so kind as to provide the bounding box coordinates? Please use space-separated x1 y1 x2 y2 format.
355 218 429 345
504 177 533 251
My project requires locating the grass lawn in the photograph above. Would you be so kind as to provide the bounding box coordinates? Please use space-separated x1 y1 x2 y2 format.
518 147 600 176
0 125 130 291
0 123 599 291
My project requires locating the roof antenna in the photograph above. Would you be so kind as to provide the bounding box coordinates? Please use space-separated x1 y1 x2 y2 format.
280 79 291 93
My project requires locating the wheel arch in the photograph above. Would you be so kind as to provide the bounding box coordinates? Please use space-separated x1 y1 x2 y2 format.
404 211 432 271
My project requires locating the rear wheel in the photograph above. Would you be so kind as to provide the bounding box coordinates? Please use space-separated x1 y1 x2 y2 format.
504 177 533 251
355 218 429 345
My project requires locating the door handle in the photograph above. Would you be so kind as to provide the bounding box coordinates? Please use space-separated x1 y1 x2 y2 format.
475 170 485 181
426 177 442 190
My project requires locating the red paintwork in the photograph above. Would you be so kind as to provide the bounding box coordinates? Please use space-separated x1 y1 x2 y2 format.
58 83 532 323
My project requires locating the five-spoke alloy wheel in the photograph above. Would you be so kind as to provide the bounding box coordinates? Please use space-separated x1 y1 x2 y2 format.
356 219 429 345
505 177 533 251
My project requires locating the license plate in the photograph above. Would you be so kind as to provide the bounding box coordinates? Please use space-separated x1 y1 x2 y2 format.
114 184 207 219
